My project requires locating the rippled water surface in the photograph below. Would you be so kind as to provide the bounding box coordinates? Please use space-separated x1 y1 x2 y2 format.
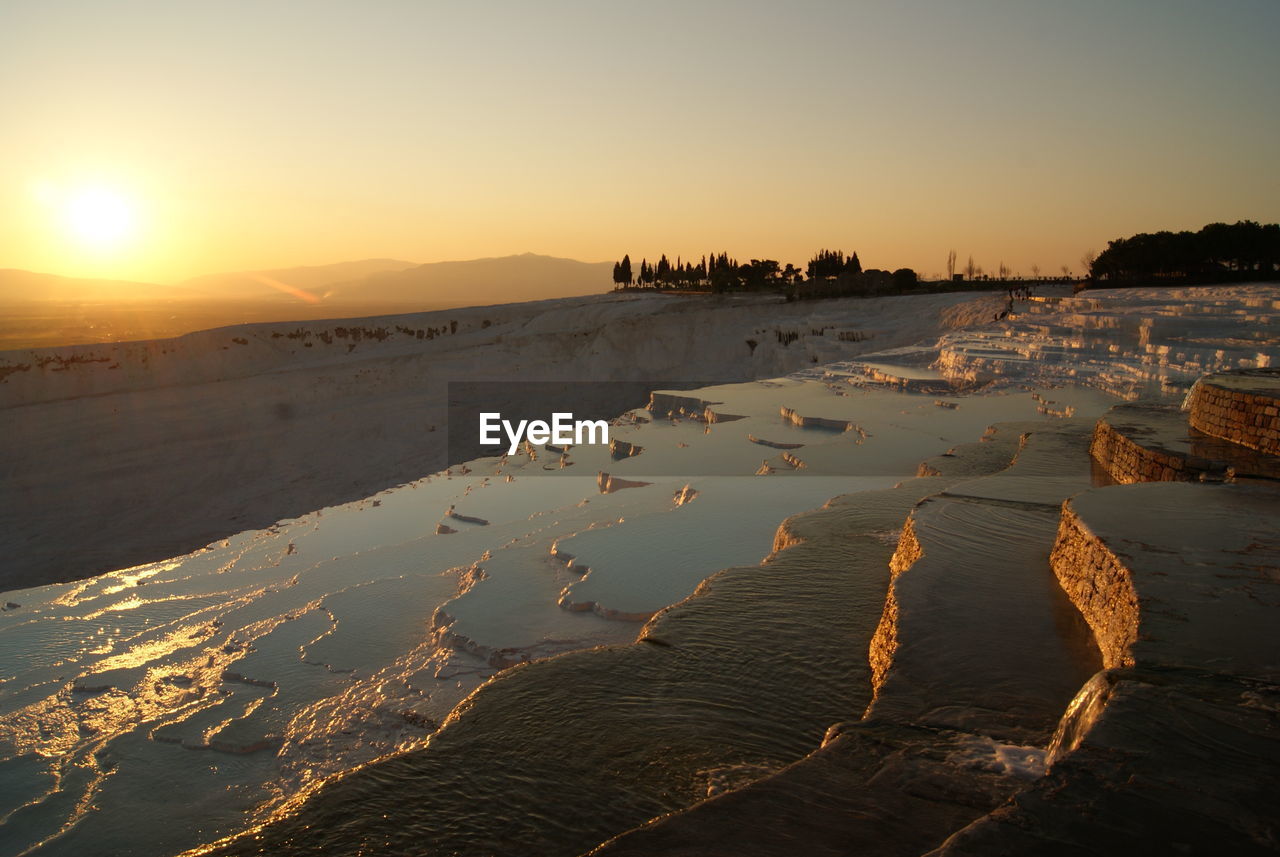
0 374 1119 857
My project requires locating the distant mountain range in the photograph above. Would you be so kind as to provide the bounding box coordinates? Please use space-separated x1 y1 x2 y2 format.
176 258 419 301
334 254 613 306
0 253 614 308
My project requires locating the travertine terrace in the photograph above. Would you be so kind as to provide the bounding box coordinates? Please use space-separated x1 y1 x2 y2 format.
1089 400 1280 484
1186 368 1280 454
4 285 1278 857
934 286 1280 398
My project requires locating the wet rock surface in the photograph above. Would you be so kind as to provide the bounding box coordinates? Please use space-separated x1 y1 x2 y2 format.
935 286 1280 399
1090 401 1280 484
589 723 1026 857
594 434 1280 857
924 481 1280 854
202 434 1028 857
2 291 981 590
1188 368 1280 455
931 669 1280 856
1053 481 1280 678
591 423 1106 857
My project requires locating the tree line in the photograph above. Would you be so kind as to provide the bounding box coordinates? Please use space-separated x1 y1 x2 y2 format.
1089 221 1280 281
612 249 919 297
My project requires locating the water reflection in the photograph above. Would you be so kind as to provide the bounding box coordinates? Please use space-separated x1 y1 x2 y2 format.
0 375 1118 857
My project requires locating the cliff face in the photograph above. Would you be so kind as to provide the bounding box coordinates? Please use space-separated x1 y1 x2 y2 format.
1051 482 1280 683
1047 505 1140 669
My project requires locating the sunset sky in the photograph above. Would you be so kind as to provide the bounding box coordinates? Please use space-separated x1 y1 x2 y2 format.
3 0 1278 284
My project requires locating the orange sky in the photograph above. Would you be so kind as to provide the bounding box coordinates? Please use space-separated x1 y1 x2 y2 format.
2 0 1277 285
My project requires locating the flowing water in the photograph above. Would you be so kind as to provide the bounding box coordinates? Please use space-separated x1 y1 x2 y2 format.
0 374 1120 857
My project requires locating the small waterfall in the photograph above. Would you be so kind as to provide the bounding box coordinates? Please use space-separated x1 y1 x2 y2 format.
1179 375 1202 412
1046 670 1116 766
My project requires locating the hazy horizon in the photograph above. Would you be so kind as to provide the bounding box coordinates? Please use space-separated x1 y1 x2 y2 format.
3 0 1278 290
0 252 629 348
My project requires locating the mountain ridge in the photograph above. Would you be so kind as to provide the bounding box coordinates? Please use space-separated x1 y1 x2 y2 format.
0 253 614 305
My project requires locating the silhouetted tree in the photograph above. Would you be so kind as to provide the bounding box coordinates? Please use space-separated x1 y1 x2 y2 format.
807 249 861 280
1090 221 1279 280
1080 250 1096 276
807 249 843 280
613 244 935 298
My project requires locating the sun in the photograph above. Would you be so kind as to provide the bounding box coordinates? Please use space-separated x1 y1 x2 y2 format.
64 187 136 249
